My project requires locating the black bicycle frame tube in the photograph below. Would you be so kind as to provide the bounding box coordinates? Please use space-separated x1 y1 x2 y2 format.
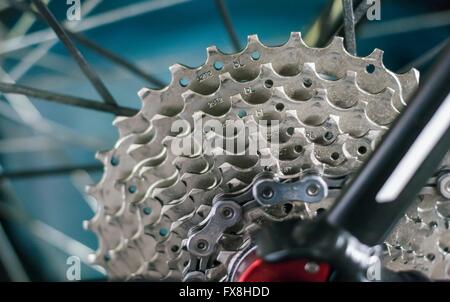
326 41 450 246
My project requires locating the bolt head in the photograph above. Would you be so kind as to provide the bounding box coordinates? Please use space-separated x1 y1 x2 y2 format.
304 262 320 274
221 207 234 219
196 240 209 251
306 184 320 196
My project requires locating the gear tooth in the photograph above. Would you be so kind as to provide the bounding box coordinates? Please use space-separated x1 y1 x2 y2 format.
298 31 310 48
273 86 285 94
127 143 140 153
247 34 261 46
92 251 109 267
85 184 94 194
83 219 92 230
113 116 134 133
375 87 396 108
245 113 258 124
86 187 103 203
138 87 152 100
328 36 345 51
260 63 275 76
399 67 420 85
113 114 150 138
315 88 328 98
230 93 245 105
87 29 439 281
344 70 357 82
95 151 108 162
207 45 219 56
151 113 165 122
218 161 233 171
272 86 288 99
181 89 196 101
384 87 396 97
289 31 302 42
104 214 113 224
127 144 142 160
367 48 384 62
113 116 128 127
86 184 99 196
169 63 187 78
218 72 234 84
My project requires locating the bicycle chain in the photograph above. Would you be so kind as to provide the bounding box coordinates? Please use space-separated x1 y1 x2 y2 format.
85 32 449 281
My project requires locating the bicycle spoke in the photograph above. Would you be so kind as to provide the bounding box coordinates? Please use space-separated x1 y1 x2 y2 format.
0 82 138 116
0 69 107 151
9 1 164 88
70 33 165 88
0 104 105 152
1 2 109 151
30 0 117 106
0 223 29 281
352 0 371 24
342 0 357 55
215 0 242 52
6 0 102 81
7 50 79 78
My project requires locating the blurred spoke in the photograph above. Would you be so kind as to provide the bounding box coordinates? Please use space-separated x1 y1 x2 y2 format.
0 136 60 154
0 70 106 151
0 100 106 151
6 0 102 81
342 0 356 55
0 164 102 180
70 170 98 212
31 0 117 106
69 32 165 88
0 0 192 55
0 202 105 275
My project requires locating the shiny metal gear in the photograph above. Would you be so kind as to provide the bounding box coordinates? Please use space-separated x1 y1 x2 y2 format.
84 32 448 281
